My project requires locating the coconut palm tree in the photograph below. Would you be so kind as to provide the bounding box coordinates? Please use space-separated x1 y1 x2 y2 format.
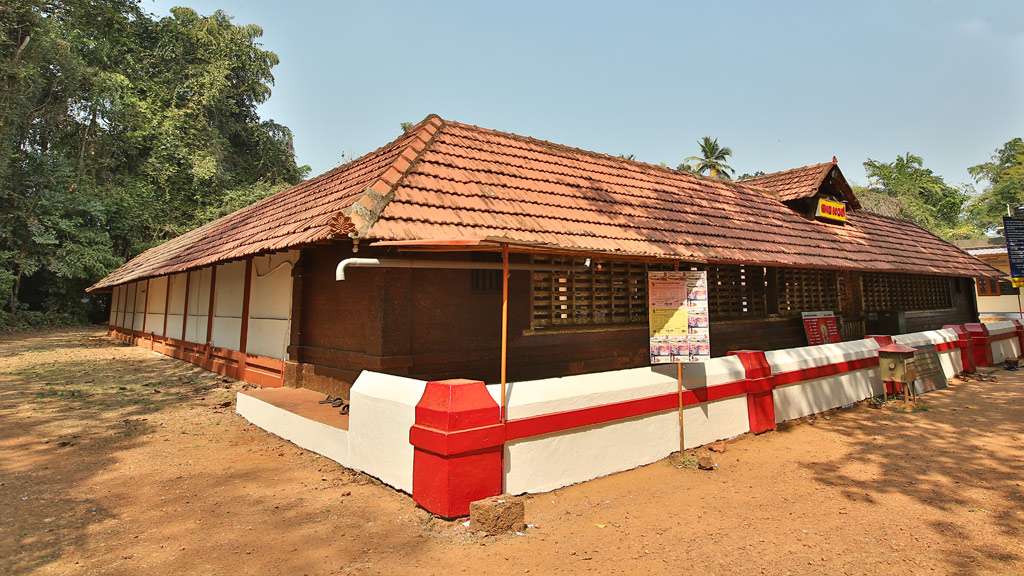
682 136 734 179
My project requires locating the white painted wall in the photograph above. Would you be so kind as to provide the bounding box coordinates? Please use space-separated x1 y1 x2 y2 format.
145 276 168 337
184 268 212 344
165 273 188 340
496 357 750 495
132 281 147 332
109 284 121 326
893 328 962 380
236 393 350 465
123 282 136 330
212 261 245 350
246 251 297 359
984 321 1020 364
348 371 427 494
766 340 881 424
108 284 118 326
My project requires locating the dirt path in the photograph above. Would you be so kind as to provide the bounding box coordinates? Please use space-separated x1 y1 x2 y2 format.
3 328 1024 575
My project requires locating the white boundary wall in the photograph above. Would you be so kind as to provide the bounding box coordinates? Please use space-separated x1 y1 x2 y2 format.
236 393 350 464
892 328 962 380
984 321 1020 364
493 357 749 495
234 328 985 502
767 340 881 424
236 370 427 495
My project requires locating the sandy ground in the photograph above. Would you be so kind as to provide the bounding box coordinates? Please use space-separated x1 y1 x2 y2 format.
3 328 1024 576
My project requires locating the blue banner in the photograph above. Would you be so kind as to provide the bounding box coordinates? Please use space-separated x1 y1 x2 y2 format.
1004 216 1024 278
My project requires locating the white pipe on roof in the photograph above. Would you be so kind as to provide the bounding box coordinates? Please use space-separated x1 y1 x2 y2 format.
335 257 588 281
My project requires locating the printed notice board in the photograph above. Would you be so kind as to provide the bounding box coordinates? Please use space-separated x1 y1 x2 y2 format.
801 311 841 346
648 271 710 364
1004 216 1024 279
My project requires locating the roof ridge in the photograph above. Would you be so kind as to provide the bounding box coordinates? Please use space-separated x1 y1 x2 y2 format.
343 114 446 239
740 161 834 182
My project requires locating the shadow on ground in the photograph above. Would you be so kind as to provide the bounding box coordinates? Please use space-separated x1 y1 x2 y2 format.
800 373 1024 575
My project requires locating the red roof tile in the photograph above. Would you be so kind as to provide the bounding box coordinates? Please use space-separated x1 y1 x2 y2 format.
88 115 999 291
740 162 835 203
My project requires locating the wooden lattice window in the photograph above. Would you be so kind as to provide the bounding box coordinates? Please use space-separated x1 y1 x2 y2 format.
530 257 654 329
863 273 952 311
976 277 999 297
708 265 766 319
775 268 838 315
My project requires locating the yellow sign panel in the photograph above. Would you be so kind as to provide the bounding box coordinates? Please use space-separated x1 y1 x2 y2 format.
815 198 847 222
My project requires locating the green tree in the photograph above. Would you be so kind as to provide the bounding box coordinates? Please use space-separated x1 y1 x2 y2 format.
679 136 734 179
0 1 307 326
859 153 973 239
965 138 1024 232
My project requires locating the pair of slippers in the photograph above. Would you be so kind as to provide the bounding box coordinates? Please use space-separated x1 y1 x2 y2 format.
318 394 350 415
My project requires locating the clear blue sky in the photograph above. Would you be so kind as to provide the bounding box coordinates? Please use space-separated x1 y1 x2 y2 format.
146 0 1023 187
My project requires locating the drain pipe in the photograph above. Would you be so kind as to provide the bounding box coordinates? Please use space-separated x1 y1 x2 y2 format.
335 257 588 281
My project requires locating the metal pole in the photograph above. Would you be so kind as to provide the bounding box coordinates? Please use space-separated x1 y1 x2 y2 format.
673 261 685 452
678 363 685 452
501 244 510 423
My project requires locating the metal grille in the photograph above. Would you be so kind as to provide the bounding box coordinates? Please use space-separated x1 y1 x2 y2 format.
776 268 839 315
863 273 952 311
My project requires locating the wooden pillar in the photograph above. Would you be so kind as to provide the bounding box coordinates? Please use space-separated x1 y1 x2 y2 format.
181 271 191 342
287 256 304 362
205 266 218 354
119 284 129 331
238 259 254 379
500 244 509 422
141 279 150 336
161 276 170 340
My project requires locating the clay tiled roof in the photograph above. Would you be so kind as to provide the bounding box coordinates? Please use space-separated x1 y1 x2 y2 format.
89 114 1000 291
741 161 860 209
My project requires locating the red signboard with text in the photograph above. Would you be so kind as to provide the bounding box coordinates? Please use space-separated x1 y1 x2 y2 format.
801 311 841 346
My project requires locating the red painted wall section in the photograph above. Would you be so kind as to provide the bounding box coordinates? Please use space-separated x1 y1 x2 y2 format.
409 379 504 518
964 323 993 368
728 350 775 434
943 324 975 373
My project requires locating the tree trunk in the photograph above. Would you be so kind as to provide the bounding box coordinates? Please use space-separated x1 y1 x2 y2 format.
9 268 20 313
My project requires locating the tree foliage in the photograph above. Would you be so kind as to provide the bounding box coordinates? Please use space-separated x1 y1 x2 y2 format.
857 153 973 240
965 138 1024 232
0 1 307 326
679 136 733 179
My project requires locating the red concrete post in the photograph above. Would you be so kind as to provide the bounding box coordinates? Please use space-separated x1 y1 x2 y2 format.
728 350 775 434
942 324 975 374
409 379 505 518
964 323 993 368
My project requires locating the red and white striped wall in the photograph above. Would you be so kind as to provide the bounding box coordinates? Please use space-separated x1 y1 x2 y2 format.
234 323 1005 518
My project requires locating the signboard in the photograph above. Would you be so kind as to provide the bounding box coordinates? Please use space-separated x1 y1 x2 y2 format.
814 198 847 223
648 271 710 364
910 345 948 395
801 311 841 345
1004 216 1024 279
